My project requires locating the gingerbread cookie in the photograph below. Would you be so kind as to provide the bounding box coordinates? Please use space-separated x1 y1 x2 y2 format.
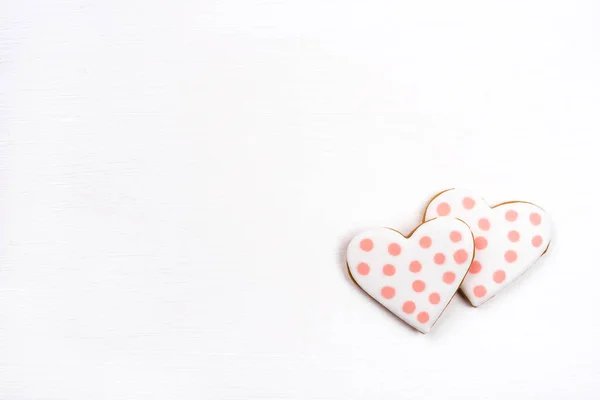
424 189 551 307
346 217 475 333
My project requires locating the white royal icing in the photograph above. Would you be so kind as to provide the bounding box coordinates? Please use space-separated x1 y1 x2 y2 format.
424 189 551 307
346 217 475 333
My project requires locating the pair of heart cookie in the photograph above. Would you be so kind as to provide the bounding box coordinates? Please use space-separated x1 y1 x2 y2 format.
346 189 552 333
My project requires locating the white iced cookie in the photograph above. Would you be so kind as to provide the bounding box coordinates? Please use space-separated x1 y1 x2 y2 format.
424 189 551 307
346 218 475 333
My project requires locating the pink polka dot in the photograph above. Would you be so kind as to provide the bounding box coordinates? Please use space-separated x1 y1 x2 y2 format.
437 202 451 216
434 253 446 265
429 292 440 305
450 231 462 242
419 236 432 249
409 260 422 273
469 260 482 274
474 236 488 250
360 238 373 251
473 285 487 298
532 235 543 247
462 197 475 209
508 230 520 242
382 264 396 276
453 249 468 264
505 210 518 222
412 280 426 292
504 250 517 263
493 270 506 284
402 301 416 314
381 286 395 299
356 262 370 275
417 312 430 324
388 243 401 256
530 212 542 226
443 271 456 284
478 218 490 231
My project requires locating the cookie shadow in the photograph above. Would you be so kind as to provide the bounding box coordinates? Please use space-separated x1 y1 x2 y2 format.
337 230 361 287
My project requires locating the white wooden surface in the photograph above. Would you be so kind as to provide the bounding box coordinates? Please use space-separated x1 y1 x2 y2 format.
1 1 599 399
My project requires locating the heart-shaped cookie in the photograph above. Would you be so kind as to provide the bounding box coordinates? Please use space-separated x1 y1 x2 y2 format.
424 189 551 307
346 217 475 333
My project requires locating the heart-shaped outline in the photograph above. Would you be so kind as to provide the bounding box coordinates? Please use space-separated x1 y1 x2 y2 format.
423 189 551 307
346 217 475 333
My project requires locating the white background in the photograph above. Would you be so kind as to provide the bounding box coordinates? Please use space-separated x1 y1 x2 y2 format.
1 1 599 399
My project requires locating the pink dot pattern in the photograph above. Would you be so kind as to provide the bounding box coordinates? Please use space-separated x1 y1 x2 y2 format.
442 271 456 284
388 243 401 256
474 285 487 298
478 218 491 231
474 236 488 250
437 202 451 216
493 270 506 283
433 253 446 265
381 286 395 299
453 249 468 264
412 280 426 292
450 231 462 242
383 264 396 276
360 239 373 251
504 250 517 263
426 190 551 307
419 236 432 249
347 218 476 332
357 262 370 275
403 301 416 314
469 261 482 274
409 260 422 273
505 210 518 222
508 230 520 242
462 197 475 209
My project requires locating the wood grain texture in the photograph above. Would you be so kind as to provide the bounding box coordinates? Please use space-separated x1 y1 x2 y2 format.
1 1 600 398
